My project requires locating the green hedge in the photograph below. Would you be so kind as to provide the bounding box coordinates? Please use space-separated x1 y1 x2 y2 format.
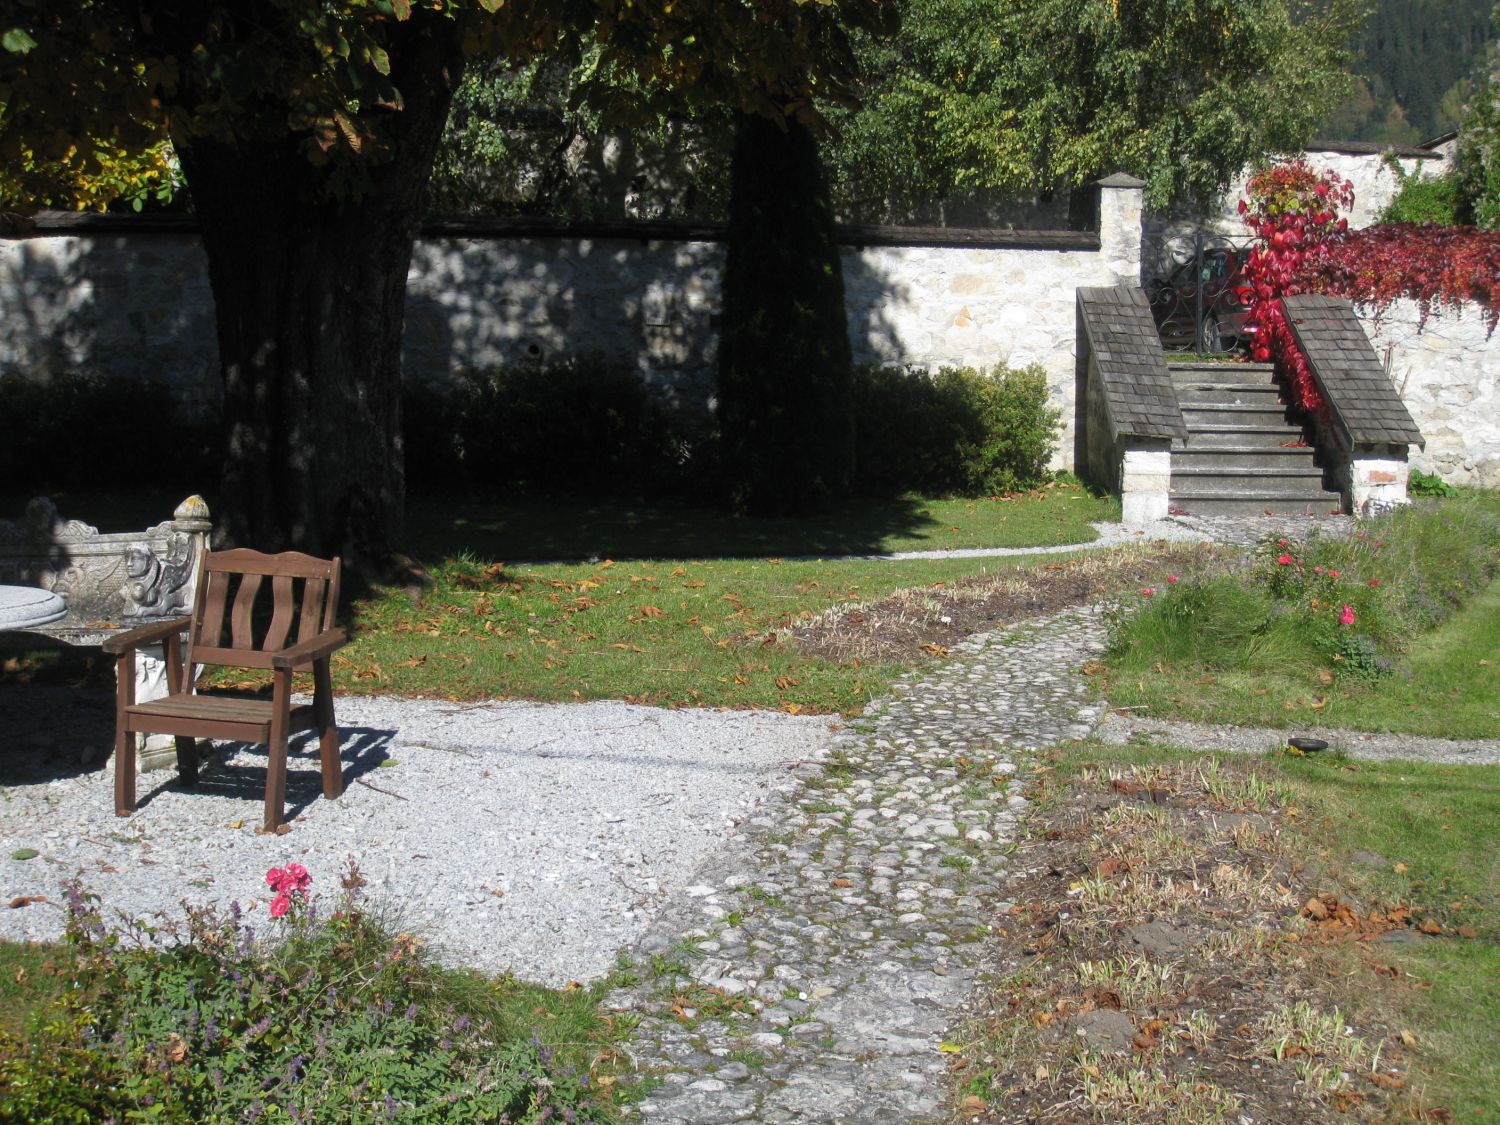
0 373 217 494
403 357 715 499
850 362 1061 497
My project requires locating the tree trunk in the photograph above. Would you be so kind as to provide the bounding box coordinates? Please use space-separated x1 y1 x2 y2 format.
170 17 465 570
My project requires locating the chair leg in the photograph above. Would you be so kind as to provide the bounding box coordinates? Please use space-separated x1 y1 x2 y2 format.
313 660 343 799
114 651 136 816
176 736 199 788
264 670 291 832
114 727 136 816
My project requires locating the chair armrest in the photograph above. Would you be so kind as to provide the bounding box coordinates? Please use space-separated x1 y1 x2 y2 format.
270 627 349 670
101 616 191 655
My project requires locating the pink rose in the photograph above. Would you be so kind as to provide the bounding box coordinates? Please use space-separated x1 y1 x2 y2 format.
1369 578 1381 588
1142 587 1156 596
1327 569 1340 578
1277 554 1293 566
270 893 291 919
1167 575 1178 584
1339 605 1355 626
285 863 311 890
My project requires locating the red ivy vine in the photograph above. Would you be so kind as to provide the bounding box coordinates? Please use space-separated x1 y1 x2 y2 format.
1238 161 1353 412
1301 223 1500 336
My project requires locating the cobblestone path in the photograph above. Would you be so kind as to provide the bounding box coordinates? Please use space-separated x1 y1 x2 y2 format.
610 607 1112 1123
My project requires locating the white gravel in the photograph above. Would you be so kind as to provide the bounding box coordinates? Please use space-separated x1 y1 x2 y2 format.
0 687 833 985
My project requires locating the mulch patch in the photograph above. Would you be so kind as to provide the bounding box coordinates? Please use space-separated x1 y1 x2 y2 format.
948 754 1453 1123
789 544 1224 665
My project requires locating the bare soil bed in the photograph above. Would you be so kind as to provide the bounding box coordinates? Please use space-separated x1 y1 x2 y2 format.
790 544 1222 665
947 753 1454 1123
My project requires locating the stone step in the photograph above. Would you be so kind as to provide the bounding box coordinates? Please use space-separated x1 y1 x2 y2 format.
1172 446 1318 471
1169 489 1344 517
1179 425 1309 450
1171 465 1327 494
1181 402 1294 429
1168 361 1277 385
1174 382 1283 406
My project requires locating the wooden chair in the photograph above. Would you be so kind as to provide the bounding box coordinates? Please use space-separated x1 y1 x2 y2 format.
102 548 348 832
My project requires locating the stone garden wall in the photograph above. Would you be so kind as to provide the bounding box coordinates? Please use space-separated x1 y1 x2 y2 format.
0 178 1144 468
1359 300 1500 488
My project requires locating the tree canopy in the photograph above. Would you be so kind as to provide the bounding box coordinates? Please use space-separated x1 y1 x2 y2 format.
1 0 898 564
825 0 1366 214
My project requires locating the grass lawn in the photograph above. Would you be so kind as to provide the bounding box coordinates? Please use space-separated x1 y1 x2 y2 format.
405 480 1118 562
1029 740 1500 1120
1104 572 1500 738
1101 492 1500 739
338 552 1077 714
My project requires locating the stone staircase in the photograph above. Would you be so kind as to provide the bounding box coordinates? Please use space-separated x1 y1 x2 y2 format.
1169 362 1343 516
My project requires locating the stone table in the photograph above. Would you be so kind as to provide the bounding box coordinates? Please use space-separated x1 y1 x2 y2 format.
0 586 67 631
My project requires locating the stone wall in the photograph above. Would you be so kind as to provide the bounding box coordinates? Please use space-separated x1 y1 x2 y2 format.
1359 300 1500 487
2 177 1144 468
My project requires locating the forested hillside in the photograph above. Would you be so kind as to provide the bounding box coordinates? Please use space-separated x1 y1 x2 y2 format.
1324 0 1495 142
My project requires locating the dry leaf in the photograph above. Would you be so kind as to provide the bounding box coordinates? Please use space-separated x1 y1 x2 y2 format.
1401 1029 1418 1047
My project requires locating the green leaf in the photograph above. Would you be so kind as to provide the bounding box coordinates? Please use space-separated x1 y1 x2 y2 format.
1 27 38 54
366 44 390 76
11 847 39 860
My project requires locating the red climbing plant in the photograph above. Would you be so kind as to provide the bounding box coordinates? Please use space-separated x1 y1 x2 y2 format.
1301 223 1500 335
1238 161 1354 412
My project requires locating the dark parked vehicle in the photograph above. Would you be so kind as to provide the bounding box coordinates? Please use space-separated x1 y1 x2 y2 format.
1147 246 1255 354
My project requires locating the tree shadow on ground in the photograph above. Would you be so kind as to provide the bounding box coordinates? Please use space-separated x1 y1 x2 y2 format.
404 492 949 564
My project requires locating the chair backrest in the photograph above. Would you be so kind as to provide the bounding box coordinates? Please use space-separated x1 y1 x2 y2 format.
186 549 342 671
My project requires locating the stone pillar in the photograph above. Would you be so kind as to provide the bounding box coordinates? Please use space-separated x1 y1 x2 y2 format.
1350 448 1412 517
1120 446 1172 527
1096 173 1146 287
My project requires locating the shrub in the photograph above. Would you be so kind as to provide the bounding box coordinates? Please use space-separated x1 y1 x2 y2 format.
0 867 612 1124
850 362 1060 497
1409 468 1456 497
404 358 714 499
0 373 218 495
1379 173 1463 227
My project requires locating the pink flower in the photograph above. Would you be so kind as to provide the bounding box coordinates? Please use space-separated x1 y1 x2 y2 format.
285 863 311 891
1313 566 1323 575
266 867 288 892
1277 538 1289 546
1142 587 1156 596
1368 578 1381 588
1327 569 1340 578
1339 604 1356 626
1167 575 1179 584
270 893 292 919
1277 554 1293 566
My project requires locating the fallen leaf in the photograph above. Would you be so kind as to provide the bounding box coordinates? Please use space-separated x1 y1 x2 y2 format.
1417 918 1442 935
8 896 46 909
638 606 666 619
1394 862 1408 874
937 1041 962 1054
1401 1029 1418 1047
1456 925 1478 939
1034 1065 1050 1081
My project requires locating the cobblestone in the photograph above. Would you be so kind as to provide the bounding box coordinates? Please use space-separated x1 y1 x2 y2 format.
609 607 1112 1123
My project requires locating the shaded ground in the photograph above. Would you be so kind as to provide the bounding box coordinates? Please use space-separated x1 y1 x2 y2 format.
948 754 1454 1123
790 544 1223 664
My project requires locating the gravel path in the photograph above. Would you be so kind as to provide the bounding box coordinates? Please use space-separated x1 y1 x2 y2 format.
1097 711 1500 765
0 688 833 985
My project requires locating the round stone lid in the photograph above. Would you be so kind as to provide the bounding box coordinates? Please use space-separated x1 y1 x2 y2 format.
0 586 68 630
